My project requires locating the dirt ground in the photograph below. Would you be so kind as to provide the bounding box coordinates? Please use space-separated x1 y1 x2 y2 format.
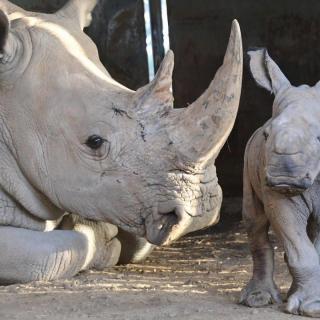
0 199 309 319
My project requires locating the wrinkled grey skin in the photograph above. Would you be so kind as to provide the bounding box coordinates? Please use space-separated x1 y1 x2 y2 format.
0 0 243 284
240 48 320 318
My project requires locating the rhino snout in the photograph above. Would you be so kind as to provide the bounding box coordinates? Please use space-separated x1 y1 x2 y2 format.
144 204 188 246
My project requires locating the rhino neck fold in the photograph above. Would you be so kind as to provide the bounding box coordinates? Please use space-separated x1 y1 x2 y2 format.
0 140 64 229
0 186 61 231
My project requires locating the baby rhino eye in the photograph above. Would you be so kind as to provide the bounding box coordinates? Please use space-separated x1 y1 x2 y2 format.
86 135 105 150
263 126 270 140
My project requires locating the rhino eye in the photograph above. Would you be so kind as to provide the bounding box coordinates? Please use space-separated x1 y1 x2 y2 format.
86 135 105 150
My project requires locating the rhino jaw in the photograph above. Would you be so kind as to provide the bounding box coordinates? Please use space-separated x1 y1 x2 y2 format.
265 173 313 196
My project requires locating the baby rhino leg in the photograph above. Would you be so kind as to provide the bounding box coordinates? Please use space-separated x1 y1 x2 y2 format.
240 181 281 307
308 216 320 257
240 200 281 307
266 194 320 318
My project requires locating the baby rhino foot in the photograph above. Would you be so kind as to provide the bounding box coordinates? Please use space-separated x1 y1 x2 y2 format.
287 286 320 318
240 279 282 307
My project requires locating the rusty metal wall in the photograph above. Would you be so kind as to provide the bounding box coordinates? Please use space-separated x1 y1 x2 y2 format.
167 0 320 196
11 0 149 90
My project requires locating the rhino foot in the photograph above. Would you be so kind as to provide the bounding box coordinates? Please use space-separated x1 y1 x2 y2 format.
59 214 121 270
287 286 320 317
117 228 155 264
93 238 121 270
240 279 282 307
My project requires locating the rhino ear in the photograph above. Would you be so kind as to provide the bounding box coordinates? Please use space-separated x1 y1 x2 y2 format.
248 48 290 94
134 50 174 113
0 9 17 63
58 0 98 30
0 10 9 54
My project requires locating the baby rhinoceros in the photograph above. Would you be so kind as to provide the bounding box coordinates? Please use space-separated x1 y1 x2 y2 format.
240 49 320 317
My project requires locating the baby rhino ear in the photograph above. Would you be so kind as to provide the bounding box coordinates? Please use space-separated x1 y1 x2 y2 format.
248 48 290 94
58 0 98 30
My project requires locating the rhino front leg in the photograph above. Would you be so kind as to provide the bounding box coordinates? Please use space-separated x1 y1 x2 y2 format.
240 178 281 307
0 225 117 284
265 194 320 317
0 216 120 284
117 228 155 264
58 214 121 270
60 216 154 265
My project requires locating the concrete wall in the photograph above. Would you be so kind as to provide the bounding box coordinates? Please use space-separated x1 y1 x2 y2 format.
167 0 320 196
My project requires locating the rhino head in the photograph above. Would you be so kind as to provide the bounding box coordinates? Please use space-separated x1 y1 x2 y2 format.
249 48 320 195
0 0 242 245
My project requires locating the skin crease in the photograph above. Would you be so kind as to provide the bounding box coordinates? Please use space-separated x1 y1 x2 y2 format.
240 49 320 318
0 0 242 283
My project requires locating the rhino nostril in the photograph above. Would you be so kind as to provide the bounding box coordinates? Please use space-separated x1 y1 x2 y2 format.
164 210 179 223
156 209 179 233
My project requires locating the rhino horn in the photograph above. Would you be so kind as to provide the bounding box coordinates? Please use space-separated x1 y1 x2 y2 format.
168 20 243 163
58 0 98 30
133 50 174 116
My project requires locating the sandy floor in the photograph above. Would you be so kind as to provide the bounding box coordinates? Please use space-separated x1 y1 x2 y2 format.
0 200 309 320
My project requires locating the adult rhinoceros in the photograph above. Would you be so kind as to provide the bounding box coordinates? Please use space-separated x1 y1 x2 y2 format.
0 0 242 283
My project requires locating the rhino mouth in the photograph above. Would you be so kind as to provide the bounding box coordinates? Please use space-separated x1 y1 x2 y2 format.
151 210 179 244
269 184 307 196
144 205 191 246
144 191 220 246
266 174 312 195
142 167 221 245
